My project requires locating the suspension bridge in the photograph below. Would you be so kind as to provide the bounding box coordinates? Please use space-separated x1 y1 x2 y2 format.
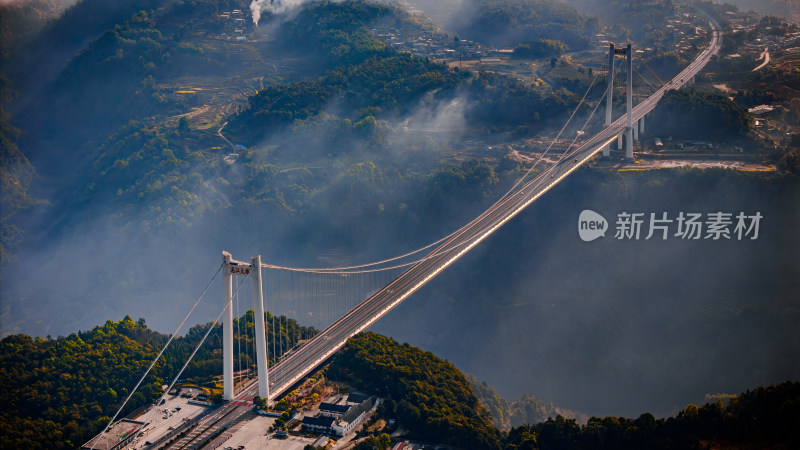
91 14 722 450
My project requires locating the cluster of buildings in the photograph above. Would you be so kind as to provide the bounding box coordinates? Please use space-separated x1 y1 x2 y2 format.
301 393 377 437
665 11 710 54
371 26 491 60
218 9 248 40
652 137 715 151
725 10 800 55
372 10 712 65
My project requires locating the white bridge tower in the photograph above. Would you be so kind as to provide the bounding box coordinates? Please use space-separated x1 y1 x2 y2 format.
222 251 269 402
602 42 637 159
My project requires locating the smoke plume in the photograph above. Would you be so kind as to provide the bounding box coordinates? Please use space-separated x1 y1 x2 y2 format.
250 0 308 25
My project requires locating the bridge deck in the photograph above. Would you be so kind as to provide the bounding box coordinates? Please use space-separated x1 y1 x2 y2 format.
163 13 722 449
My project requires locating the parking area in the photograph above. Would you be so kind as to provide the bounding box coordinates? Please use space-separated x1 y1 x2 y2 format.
125 388 212 449
219 415 316 449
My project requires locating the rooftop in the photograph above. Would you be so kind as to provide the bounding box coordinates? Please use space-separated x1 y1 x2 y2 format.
81 419 145 450
303 415 336 427
319 402 351 414
341 396 376 424
346 392 370 404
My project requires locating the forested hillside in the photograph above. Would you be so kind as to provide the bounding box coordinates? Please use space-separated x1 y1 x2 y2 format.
0 78 45 268
2 317 799 449
504 382 800 449
227 0 575 142
562 0 677 41
648 88 753 141
0 318 165 448
0 313 312 448
328 332 503 449
448 0 596 49
468 374 568 431
0 0 77 52
12 0 258 159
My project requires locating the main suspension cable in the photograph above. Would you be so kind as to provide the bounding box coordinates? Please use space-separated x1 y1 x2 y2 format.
262 72 610 276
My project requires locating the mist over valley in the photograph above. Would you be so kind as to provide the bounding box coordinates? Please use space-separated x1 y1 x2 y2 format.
1 0 799 441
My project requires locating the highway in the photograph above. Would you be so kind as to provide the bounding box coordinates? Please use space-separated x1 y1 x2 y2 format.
162 17 721 450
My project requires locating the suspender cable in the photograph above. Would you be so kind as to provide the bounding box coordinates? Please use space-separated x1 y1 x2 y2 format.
278 269 283 358
634 67 657 91
236 277 242 386
641 59 665 85
269 268 275 367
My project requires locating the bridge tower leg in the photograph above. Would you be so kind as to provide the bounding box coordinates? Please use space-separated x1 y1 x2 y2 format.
640 114 645 135
222 251 235 401
251 255 269 400
626 43 634 159
603 42 615 157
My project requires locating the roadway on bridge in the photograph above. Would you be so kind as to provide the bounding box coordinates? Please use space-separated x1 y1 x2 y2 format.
160 16 721 450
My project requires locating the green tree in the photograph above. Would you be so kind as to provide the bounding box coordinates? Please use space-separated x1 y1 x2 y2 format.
329 333 502 449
